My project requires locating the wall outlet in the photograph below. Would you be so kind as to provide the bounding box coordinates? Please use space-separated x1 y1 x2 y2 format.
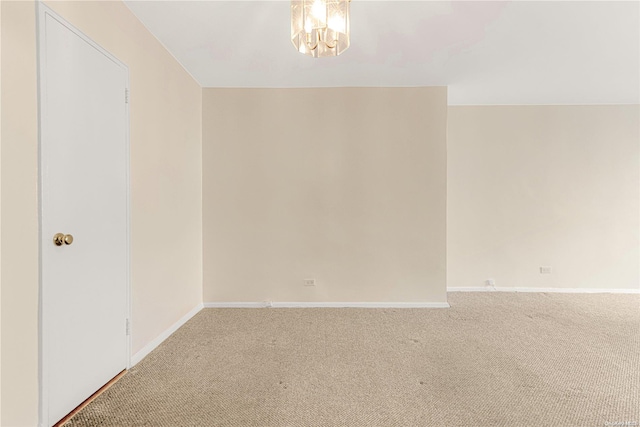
540 266 552 274
303 278 316 286
486 278 496 287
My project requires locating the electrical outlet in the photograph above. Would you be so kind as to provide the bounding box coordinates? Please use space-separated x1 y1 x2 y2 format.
304 278 316 286
486 278 496 287
540 266 552 274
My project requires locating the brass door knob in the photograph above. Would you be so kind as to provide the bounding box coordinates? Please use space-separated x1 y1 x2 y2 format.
53 233 64 246
53 233 74 246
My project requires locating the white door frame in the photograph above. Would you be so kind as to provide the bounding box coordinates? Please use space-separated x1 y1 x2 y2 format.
36 3 131 426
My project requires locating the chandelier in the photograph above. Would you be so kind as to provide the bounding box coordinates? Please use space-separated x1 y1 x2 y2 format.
291 0 351 57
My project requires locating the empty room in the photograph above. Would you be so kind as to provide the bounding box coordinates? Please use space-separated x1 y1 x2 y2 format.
1 1 638 426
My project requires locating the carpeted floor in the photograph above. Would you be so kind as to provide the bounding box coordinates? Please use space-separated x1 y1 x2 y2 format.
65 293 640 427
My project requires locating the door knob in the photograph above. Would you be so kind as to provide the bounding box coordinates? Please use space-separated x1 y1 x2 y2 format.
53 233 64 246
53 233 74 246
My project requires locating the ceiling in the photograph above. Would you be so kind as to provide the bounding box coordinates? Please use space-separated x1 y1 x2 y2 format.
124 1 639 105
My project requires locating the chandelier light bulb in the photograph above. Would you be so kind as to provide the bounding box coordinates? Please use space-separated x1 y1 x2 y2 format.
311 0 326 22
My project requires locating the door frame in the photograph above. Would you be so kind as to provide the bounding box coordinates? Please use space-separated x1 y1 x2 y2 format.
36 3 132 426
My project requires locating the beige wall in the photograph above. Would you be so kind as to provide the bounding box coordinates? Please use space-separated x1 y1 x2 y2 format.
447 105 639 290
203 88 448 304
0 1 203 425
1 2 39 424
0 1 3 422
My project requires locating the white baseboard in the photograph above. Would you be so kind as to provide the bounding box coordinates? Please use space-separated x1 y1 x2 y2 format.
204 302 270 308
204 302 450 308
448 287 640 294
130 302 204 366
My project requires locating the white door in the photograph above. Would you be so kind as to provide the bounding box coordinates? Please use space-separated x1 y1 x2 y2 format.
38 5 130 427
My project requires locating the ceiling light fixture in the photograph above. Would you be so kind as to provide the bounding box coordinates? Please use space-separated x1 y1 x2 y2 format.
291 0 350 57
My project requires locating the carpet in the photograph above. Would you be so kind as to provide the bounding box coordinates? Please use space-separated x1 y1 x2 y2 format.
64 292 640 426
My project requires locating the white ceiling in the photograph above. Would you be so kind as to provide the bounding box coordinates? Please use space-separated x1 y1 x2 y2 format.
124 1 639 105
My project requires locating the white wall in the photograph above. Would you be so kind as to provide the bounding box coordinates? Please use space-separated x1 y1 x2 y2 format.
0 1 203 425
447 105 639 291
203 88 448 304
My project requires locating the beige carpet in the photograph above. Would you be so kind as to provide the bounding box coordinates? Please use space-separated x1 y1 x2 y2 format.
65 293 640 426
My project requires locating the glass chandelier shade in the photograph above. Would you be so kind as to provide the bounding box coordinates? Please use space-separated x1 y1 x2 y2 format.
291 0 350 58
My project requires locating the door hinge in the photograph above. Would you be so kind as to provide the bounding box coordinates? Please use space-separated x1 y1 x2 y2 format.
126 318 130 336
125 88 129 104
